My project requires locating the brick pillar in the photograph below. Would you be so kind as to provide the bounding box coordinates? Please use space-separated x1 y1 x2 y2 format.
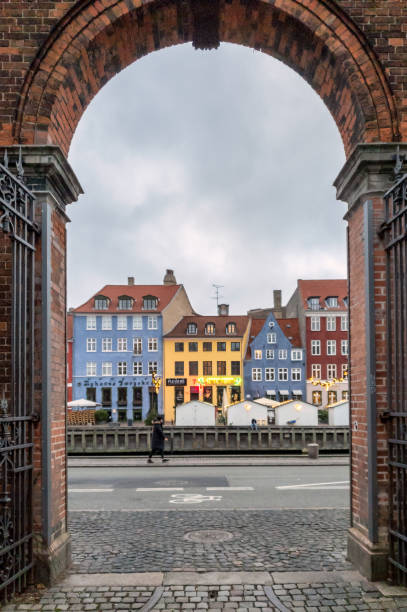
335 143 407 581
4 146 83 584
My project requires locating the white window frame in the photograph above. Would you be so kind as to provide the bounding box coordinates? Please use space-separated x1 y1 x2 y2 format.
326 296 338 308
86 338 96 352
252 368 262 381
133 315 143 330
291 368 301 381
148 316 158 330
101 315 112 330
148 361 158 375
291 349 302 361
117 361 127 376
326 316 336 331
265 367 275 381
342 363 348 377
102 362 112 376
86 362 97 376
278 368 288 381
133 337 142 355
117 315 127 330
86 315 96 330
117 338 128 352
267 332 277 344
311 364 321 378
148 337 158 352
102 337 112 352
254 349 262 360
327 339 336 355
311 340 321 356
278 349 287 360
310 316 320 331
133 361 143 376
341 339 348 355
341 315 348 331
266 349 274 359
327 364 337 379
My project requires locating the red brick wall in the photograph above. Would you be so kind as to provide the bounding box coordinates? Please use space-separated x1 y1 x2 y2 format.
306 315 348 380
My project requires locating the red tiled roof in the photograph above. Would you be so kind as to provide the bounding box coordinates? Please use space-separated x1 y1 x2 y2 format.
278 318 302 348
73 284 181 313
298 279 347 310
165 315 250 338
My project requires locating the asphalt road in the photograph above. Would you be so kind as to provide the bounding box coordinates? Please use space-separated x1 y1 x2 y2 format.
68 464 350 511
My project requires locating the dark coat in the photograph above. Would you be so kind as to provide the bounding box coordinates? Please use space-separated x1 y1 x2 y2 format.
151 422 165 450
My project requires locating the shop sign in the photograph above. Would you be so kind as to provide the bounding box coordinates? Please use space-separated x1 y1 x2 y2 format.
166 378 187 386
197 376 241 385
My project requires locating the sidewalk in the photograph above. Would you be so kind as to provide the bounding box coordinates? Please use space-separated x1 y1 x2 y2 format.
68 454 349 468
4 570 407 611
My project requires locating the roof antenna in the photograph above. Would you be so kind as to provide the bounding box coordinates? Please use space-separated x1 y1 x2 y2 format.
211 283 224 310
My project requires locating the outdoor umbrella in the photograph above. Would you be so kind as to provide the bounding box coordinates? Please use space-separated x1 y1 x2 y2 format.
67 399 101 410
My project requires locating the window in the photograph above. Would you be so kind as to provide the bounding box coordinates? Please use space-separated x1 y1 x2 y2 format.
117 338 127 352
217 342 226 351
203 361 212 375
231 361 240 375
342 363 348 377
148 316 158 330
133 337 142 355
118 387 127 406
175 342 184 352
148 338 158 352
254 349 262 360
203 342 212 352
291 368 301 381
327 339 336 355
143 296 158 310
291 349 302 361
94 296 109 310
188 342 198 352
175 361 184 376
117 361 127 376
117 315 127 330
217 361 226 375
101 387 112 406
102 315 112 330
266 349 274 359
278 349 287 360
205 322 215 335
231 342 240 351
86 338 96 352
311 364 321 378
326 316 336 331
308 296 320 310
148 361 158 374
341 315 348 331
86 362 96 376
102 337 112 352
189 361 198 375
328 390 337 404
311 340 321 355
310 316 320 331
102 362 112 376
326 296 338 308
133 387 143 406
312 390 322 406
278 368 288 381
133 361 142 376
86 388 96 402
341 339 348 355
133 315 142 330
343 297 348 308
86 315 96 330
252 368 262 381
265 367 275 381
118 296 133 310
267 332 277 344
226 322 236 335
327 364 337 379
187 323 197 335
342 390 349 400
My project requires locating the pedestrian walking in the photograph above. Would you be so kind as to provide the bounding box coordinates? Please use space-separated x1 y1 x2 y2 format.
250 418 258 431
147 415 168 463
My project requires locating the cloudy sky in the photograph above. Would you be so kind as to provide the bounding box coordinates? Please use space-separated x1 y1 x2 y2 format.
67 42 347 316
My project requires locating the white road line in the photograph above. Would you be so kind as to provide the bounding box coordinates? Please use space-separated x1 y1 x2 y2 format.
206 487 254 491
68 488 114 493
276 480 350 490
136 487 184 492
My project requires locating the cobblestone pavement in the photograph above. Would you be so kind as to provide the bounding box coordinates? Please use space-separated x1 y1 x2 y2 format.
69 509 351 573
3 579 407 611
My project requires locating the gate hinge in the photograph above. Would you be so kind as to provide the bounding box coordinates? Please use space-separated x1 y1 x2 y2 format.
377 220 389 241
380 410 392 423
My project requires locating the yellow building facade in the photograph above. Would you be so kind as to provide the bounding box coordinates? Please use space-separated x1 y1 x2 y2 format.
163 314 250 423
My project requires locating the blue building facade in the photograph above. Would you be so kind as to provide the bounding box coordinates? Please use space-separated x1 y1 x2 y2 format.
244 312 306 402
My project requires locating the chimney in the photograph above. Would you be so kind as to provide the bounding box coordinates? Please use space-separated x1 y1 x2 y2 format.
163 269 177 285
128 277 135 286
218 303 229 316
273 290 282 309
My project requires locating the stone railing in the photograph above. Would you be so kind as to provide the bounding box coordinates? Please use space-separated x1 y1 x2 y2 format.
67 426 349 454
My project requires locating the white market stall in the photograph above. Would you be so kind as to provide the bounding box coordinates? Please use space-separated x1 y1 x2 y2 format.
274 399 318 426
227 400 268 426
175 401 216 426
327 400 349 426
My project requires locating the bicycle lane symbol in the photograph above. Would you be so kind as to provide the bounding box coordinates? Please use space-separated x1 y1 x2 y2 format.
169 493 223 504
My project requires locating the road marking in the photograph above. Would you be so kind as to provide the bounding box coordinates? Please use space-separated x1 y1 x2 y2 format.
206 487 254 491
136 487 184 491
68 488 114 493
169 493 223 504
276 480 349 490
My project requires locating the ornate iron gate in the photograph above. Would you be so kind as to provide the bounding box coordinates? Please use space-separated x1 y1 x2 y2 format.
0 150 37 603
382 151 407 586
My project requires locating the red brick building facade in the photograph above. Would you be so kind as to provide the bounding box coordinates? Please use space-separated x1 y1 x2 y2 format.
1 0 407 592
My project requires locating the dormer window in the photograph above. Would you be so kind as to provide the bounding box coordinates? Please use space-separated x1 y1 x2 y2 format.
307 296 320 311
343 297 348 308
118 295 133 310
143 295 158 310
326 296 338 308
226 322 236 335
205 322 215 335
94 295 109 310
187 323 197 335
